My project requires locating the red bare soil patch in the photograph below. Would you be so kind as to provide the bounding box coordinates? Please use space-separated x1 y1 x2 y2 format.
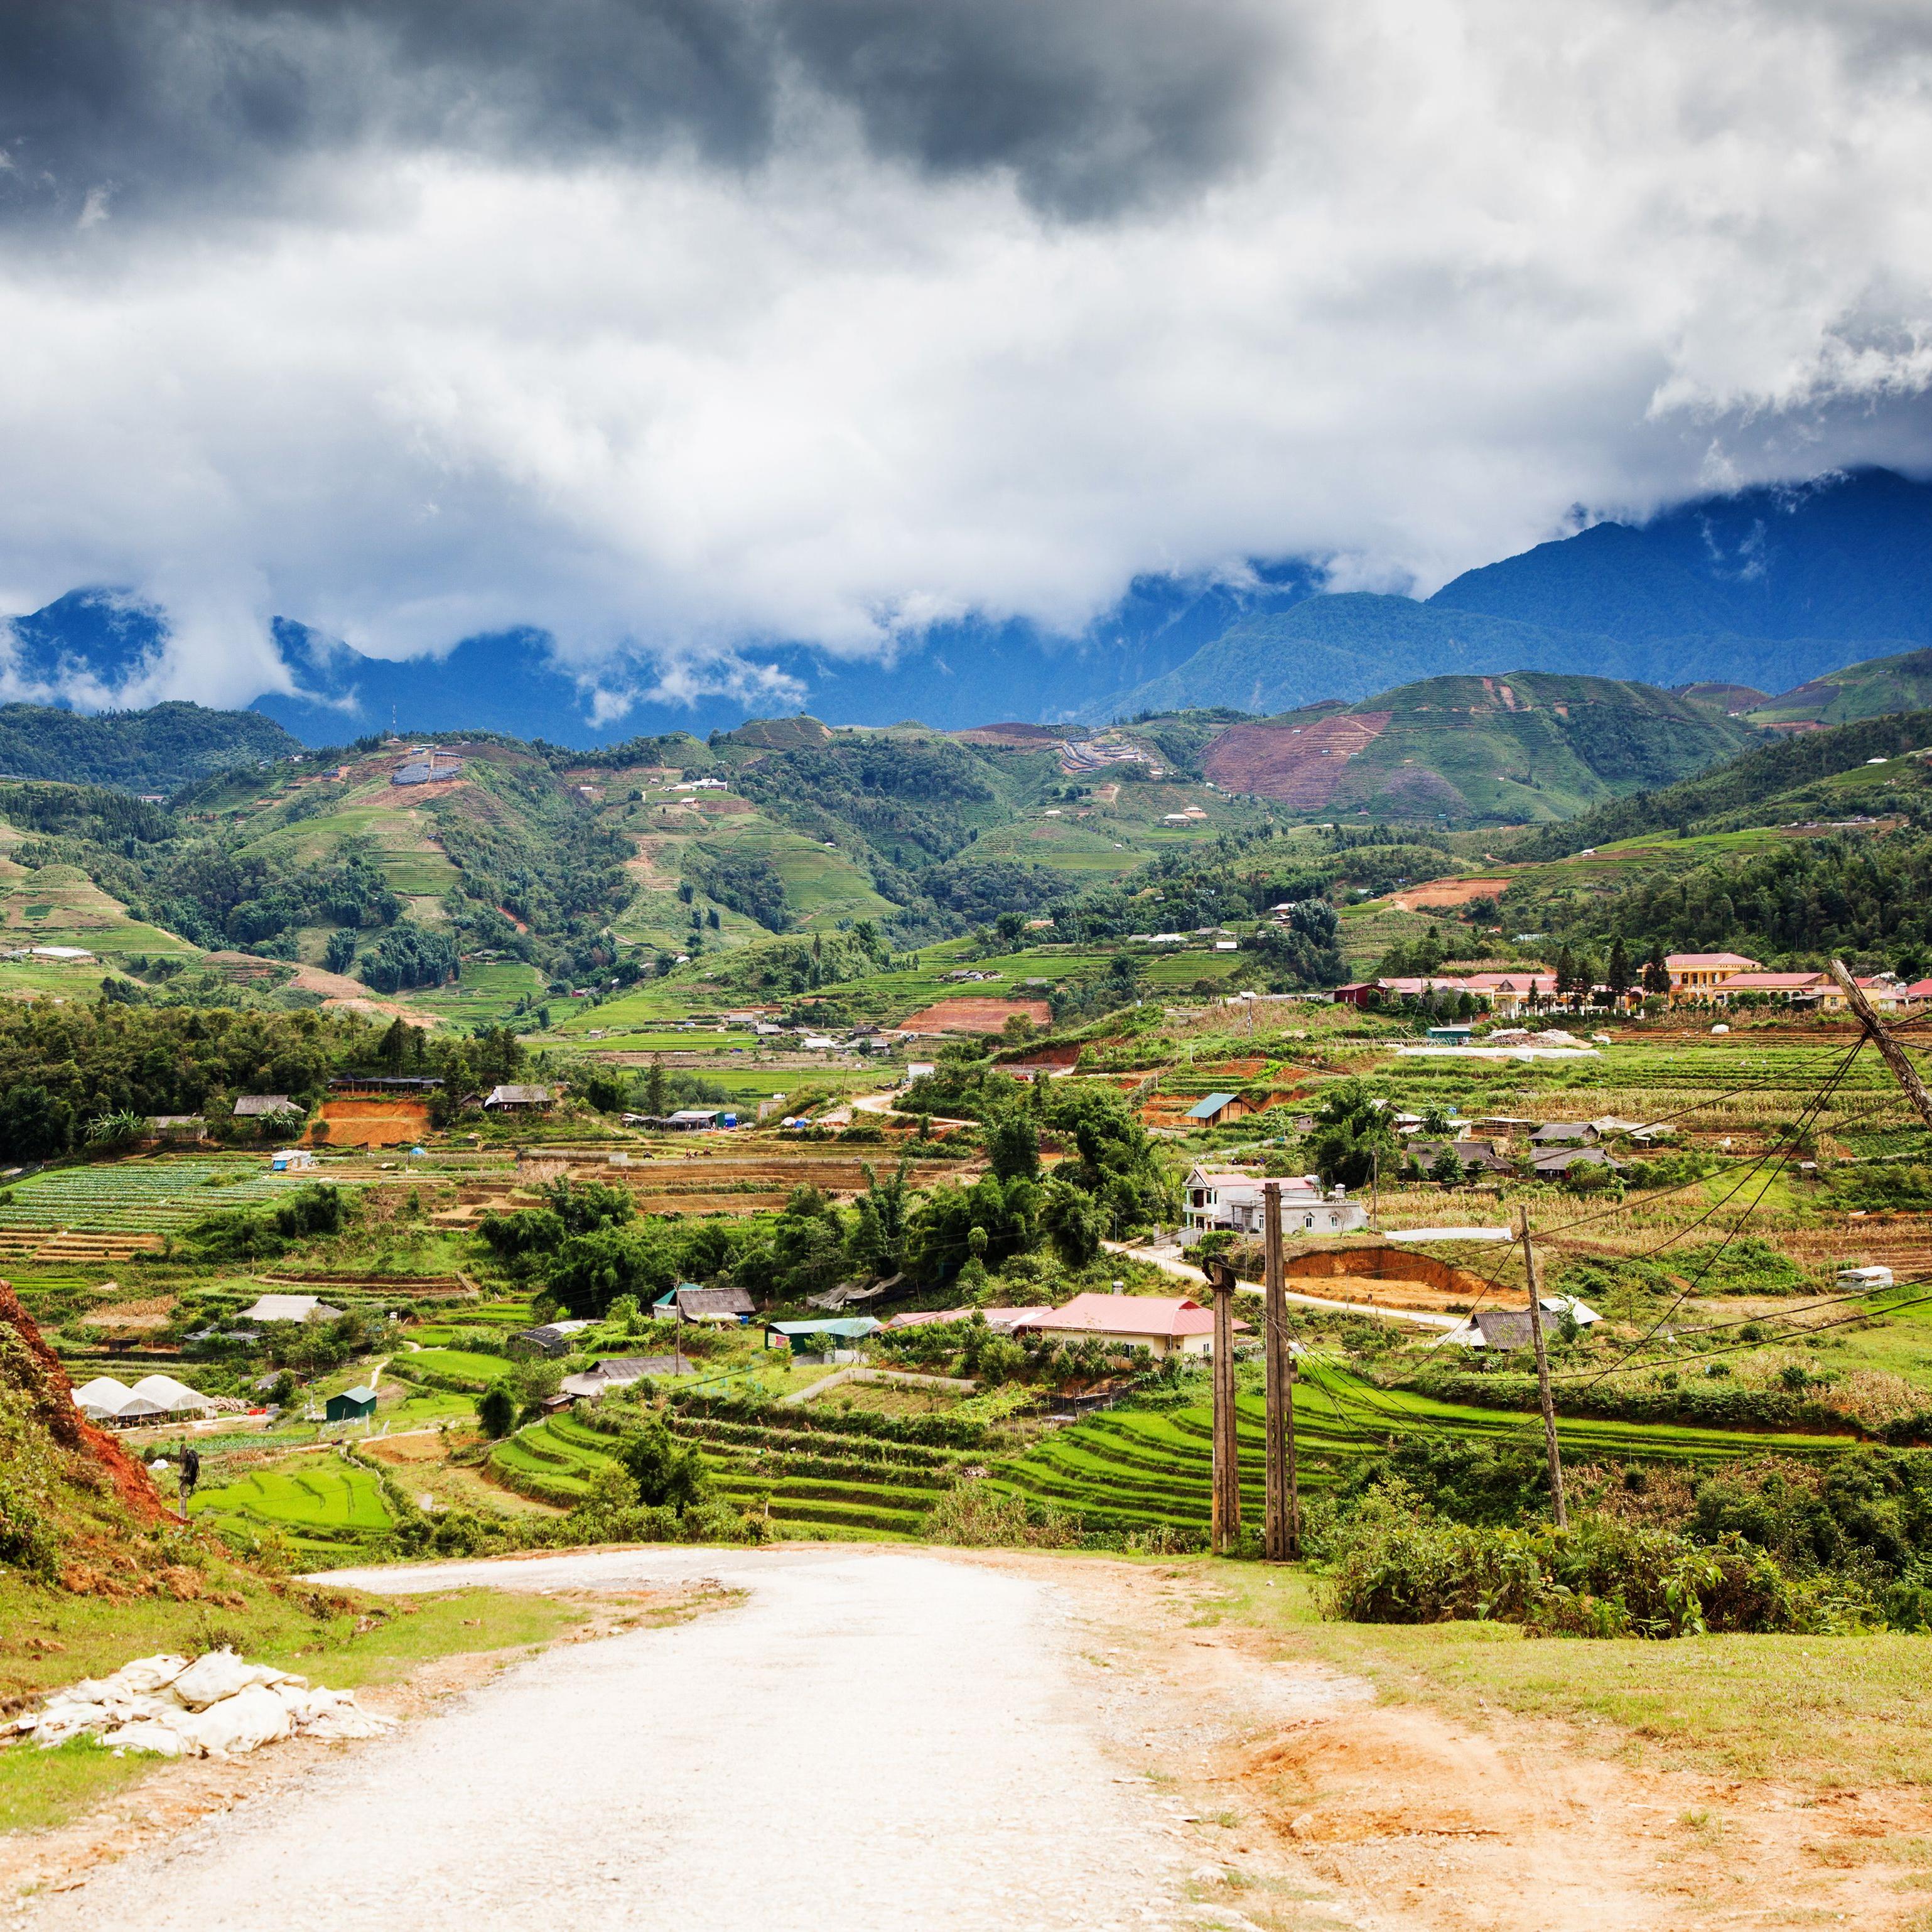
317 1098 433 1147
900 996 1054 1034
0 1281 167 1522
1204 713 1392 805
1385 875 1512 910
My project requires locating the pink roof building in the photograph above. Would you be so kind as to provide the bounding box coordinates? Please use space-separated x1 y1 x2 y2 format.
1010 1293 1248 1359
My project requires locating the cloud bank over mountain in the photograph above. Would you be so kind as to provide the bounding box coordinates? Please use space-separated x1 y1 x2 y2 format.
1 0 1931 716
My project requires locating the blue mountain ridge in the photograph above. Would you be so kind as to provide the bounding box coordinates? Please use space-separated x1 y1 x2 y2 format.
5 468 1931 747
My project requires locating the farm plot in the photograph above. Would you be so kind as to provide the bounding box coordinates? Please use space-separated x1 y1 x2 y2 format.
991 1371 1863 1538
0 1158 376 1242
486 1405 958 1538
192 1457 395 1561
389 1347 509 1393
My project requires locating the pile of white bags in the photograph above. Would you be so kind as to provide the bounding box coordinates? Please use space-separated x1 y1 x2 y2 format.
7 1648 398 1759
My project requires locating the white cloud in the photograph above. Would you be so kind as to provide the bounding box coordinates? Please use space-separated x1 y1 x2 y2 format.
0 0 1930 703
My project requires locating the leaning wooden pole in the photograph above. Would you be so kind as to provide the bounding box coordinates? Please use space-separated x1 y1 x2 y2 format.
1517 1205 1568 1528
1261 1182 1285 1560
1830 961 1932 1132
1206 1258 1241 1553
1262 1182 1293 1561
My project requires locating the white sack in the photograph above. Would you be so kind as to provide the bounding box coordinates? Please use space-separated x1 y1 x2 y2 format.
107 1654 193 1696
178 1683 291 1756
171 1648 291 1710
102 1720 194 1758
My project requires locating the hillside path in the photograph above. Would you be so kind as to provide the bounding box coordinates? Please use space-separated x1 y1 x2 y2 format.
28 1548 1191 1932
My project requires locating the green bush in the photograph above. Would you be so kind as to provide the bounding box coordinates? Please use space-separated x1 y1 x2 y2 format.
1321 1482 1819 1637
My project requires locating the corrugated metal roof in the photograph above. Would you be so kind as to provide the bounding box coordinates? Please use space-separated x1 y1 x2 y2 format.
1186 1093 1240 1119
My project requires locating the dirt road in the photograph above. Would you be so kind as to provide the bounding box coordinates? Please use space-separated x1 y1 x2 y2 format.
26 1548 1195 1931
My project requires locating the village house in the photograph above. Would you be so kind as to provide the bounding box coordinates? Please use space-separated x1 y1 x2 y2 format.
654 1283 756 1325
1529 1145 1624 1178
511 1319 594 1357
483 1084 554 1112
234 1094 305 1120
1180 1164 1369 1239
1408 1138 1511 1175
1010 1293 1247 1359
239 1293 343 1324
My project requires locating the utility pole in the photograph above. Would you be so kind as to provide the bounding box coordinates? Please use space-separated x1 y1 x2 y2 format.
1830 961 1932 1132
1369 1146 1379 1230
1261 1182 1300 1560
1204 1256 1241 1553
1516 1205 1568 1528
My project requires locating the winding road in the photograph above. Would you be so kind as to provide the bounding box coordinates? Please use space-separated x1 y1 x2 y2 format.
32 1548 1190 1931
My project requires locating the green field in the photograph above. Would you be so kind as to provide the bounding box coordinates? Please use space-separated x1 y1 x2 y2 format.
394 1347 510 1391
487 1402 959 1537
0 1155 385 1236
192 1456 396 1557
993 1368 1862 1537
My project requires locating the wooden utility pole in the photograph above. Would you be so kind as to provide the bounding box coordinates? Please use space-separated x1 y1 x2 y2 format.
1204 1257 1242 1553
1830 961 1932 1132
1261 1183 1300 1560
1516 1206 1568 1528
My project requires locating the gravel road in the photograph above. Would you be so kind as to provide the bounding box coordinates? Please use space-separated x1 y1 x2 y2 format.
32 1548 1190 1931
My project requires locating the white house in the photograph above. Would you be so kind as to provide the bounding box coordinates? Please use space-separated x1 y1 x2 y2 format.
1180 1164 1369 1241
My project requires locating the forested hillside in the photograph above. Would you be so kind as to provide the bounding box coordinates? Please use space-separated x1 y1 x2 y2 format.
0 702 298 793
1509 706 1932 859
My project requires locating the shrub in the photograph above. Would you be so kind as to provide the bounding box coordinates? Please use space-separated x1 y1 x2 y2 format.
476 1384 515 1439
923 1486 1084 1548
1320 1481 1824 1637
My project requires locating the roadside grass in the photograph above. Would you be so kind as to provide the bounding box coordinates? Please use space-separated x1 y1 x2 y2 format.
0 1740 156 1836
1203 1565 1932 1789
0 1586 581 1836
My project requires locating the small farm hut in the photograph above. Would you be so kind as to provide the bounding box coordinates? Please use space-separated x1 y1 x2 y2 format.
325 1386 378 1422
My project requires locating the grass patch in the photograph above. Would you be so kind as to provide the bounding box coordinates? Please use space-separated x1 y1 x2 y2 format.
0 1737 158 1836
1206 1565 1932 1788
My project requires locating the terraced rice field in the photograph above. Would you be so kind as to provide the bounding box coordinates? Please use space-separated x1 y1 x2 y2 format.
992 1369 1864 1536
0 1158 372 1239
391 1347 508 1392
487 1406 959 1538
192 1457 394 1558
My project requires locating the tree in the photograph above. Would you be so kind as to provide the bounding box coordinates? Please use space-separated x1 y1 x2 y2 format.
1607 936 1632 997
0 1084 75 1162
616 1415 710 1511
644 1055 669 1117
324 928 357 974
1428 1147 1465 1189
1641 942 1671 996
985 1110 1041 1182
1305 1078 1398 1192
476 1384 515 1438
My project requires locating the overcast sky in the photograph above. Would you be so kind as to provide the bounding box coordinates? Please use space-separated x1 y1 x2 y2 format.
3 0 1931 706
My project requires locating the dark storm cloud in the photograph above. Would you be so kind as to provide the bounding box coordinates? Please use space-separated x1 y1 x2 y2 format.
0 0 1283 227
769 0 1287 217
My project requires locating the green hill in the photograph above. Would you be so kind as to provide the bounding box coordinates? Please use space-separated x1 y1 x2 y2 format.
1200 671 1757 824
1748 647 1932 728
1509 705 1932 860
0 701 300 795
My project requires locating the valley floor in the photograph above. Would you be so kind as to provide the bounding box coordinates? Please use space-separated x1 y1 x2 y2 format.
18 1546 1931 1932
